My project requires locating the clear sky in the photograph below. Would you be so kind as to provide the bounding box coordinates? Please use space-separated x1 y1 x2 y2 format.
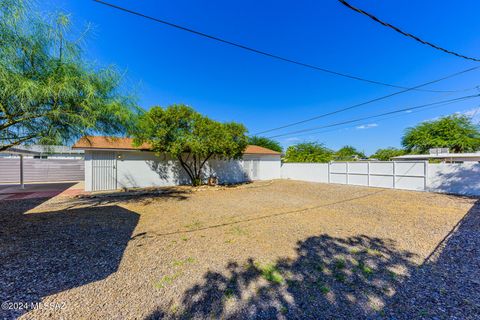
49 0 480 154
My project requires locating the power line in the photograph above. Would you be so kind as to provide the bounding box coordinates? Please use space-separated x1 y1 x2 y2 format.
266 93 480 139
283 98 477 139
94 0 451 92
338 0 480 62
254 67 480 135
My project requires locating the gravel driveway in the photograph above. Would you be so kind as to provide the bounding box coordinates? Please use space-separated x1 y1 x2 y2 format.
0 180 478 319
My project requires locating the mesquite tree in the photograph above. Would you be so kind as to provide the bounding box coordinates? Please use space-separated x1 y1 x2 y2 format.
134 105 248 186
0 0 137 151
402 115 480 153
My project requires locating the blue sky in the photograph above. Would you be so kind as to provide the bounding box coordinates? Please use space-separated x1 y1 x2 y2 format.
49 0 480 154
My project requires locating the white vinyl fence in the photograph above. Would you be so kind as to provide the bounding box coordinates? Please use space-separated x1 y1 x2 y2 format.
0 158 84 183
282 161 428 192
282 161 480 195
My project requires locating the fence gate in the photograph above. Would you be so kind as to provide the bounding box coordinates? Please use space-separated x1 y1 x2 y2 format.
91 151 117 191
329 161 427 191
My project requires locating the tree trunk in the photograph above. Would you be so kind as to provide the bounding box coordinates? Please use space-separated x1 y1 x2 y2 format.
178 153 213 186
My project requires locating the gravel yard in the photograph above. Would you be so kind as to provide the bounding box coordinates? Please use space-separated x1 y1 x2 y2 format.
0 180 478 319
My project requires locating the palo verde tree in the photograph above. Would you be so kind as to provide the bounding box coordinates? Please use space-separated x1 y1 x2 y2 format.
284 142 334 163
248 136 283 153
402 115 480 153
0 0 137 151
133 104 248 186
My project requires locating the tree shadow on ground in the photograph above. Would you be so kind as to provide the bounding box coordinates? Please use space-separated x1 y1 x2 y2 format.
0 198 140 319
68 186 190 208
382 200 480 318
146 200 480 319
147 234 418 319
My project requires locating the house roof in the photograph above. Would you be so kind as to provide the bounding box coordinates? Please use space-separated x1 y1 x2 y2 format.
72 136 281 155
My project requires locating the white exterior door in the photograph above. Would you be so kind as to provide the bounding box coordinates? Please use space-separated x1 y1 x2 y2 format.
91 151 117 191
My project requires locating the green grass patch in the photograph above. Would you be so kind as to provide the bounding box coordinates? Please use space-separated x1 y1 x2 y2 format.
357 261 374 277
320 285 330 294
173 257 196 267
363 248 383 257
224 288 235 301
181 236 189 242
349 248 361 254
155 272 182 289
334 272 346 283
256 262 284 284
334 258 346 270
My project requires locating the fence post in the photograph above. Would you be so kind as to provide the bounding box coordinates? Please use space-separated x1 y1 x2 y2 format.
424 161 428 191
20 155 24 189
393 161 396 189
367 161 370 186
328 162 331 184
346 162 349 185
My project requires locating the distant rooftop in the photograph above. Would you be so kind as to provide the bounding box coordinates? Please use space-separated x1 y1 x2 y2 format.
2 145 84 155
393 152 480 160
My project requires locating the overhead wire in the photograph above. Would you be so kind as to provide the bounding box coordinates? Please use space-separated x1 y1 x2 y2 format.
266 93 480 139
94 0 456 92
283 99 478 140
338 0 480 62
254 67 480 135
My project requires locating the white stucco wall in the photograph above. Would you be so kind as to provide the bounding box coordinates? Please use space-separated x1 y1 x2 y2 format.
281 163 329 183
84 150 281 191
428 163 480 196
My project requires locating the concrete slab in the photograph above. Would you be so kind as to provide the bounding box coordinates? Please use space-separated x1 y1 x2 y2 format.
0 181 85 200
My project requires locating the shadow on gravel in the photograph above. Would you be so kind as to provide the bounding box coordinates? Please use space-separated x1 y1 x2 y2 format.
382 200 480 318
146 234 418 319
0 199 139 319
146 200 480 320
68 186 190 208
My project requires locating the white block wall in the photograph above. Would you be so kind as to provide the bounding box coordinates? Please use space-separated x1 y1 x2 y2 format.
281 163 329 183
281 161 480 196
428 163 480 196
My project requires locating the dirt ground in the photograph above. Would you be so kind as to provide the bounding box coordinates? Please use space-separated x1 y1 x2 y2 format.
1 180 478 319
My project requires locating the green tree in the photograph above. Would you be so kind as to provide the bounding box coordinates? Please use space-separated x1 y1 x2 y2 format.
370 147 406 161
133 105 248 186
284 142 334 163
402 115 480 153
334 145 366 161
248 136 283 153
0 0 137 151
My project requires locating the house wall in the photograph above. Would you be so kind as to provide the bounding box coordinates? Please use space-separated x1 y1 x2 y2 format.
84 150 281 191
